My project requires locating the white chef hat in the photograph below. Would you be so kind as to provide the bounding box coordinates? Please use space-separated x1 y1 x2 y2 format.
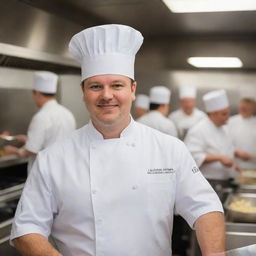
239 87 256 102
135 94 149 110
33 71 58 94
203 89 229 113
150 86 171 104
179 85 197 99
69 24 144 81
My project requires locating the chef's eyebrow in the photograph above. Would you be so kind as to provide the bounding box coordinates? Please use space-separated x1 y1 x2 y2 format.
83 78 134 87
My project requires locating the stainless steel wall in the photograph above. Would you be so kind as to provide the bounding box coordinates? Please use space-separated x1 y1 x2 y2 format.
0 0 84 58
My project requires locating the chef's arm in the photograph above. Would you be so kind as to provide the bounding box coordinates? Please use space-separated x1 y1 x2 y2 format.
235 150 252 161
195 211 226 256
12 234 62 256
3 145 36 158
204 154 233 167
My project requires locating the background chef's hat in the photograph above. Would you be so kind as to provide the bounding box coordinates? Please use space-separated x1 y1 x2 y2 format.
135 94 149 110
239 86 256 101
33 71 58 94
203 89 229 113
69 24 144 81
150 86 171 104
179 85 197 99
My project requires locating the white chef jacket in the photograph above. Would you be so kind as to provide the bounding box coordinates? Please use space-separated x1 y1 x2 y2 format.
169 108 207 139
185 118 236 180
228 114 256 169
25 99 76 171
11 119 223 256
137 110 178 137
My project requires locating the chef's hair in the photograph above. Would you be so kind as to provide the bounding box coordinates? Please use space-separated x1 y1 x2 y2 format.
40 92 56 97
150 103 161 110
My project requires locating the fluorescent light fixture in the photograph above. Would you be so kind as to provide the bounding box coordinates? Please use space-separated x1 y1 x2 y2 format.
162 0 256 13
187 57 243 68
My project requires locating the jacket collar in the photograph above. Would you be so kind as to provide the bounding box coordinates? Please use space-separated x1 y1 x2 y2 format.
87 116 136 141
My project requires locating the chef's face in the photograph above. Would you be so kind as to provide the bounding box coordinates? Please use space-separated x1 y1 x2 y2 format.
239 99 255 118
32 90 41 108
82 74 136 127
180 98 195 115
211 107 230 126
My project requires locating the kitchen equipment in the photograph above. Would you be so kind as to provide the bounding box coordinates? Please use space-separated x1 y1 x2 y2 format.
224 193 256 223
231 169 256 193
237 169 256 185
0 135 16 142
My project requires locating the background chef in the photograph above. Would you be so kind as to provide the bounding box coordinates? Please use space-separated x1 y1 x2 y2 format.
11 24 225 256
137 85 178 137
133 93 149 119
4 71 76 172
228 88 256 170
185 89 238 190
169 85 206 140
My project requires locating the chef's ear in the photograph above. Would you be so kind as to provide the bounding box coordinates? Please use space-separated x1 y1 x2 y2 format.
81 81 85 91
131 80 137 100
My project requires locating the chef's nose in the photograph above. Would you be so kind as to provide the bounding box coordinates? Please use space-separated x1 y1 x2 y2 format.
101 87 113 100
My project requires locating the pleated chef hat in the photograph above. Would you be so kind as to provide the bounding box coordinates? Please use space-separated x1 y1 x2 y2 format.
135 94 149 110
150 86 171 104
179 85 197 99
69 24 144 81
203 89 229 113
33 71 58 93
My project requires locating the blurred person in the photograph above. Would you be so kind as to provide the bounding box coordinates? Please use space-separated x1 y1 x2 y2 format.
137 86 178 137
133 93 149 119
169 85 206 140
4 71 76 172
185 89 239 190
228 89 256 170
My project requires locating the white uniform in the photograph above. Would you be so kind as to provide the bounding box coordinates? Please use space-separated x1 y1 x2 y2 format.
169 108 206 139
185 118 236 180
11 120 222 256
25 99 76 170
228 114 256 169
137 111 178 137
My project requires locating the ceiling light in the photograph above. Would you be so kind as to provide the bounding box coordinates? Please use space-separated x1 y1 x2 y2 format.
187 57 243 68
162 0 256 13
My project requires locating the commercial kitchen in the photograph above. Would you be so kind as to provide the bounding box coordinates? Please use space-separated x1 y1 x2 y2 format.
0 0 256 255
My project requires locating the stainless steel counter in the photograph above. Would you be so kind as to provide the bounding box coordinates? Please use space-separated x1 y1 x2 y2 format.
0 155 28 169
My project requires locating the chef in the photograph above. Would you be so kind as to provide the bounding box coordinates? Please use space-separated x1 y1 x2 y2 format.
10 24 225 256
133 93 149 119
137 86 178 137
228 89 256 170
169 85 207 140
185 89 238 188
4 71 76 172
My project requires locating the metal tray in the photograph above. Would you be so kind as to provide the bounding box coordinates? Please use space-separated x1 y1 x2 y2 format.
232 169 256 193
224 193 256 223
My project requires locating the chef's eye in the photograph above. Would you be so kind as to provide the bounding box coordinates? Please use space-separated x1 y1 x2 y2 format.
89 85 102 90
112 83 124 89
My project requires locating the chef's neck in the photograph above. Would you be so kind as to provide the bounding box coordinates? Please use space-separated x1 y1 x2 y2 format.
33 90 56 108
38 97 55 108
91 116 131 139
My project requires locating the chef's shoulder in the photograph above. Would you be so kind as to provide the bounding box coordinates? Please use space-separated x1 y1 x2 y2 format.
228 114 240 125
168 109 181 121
